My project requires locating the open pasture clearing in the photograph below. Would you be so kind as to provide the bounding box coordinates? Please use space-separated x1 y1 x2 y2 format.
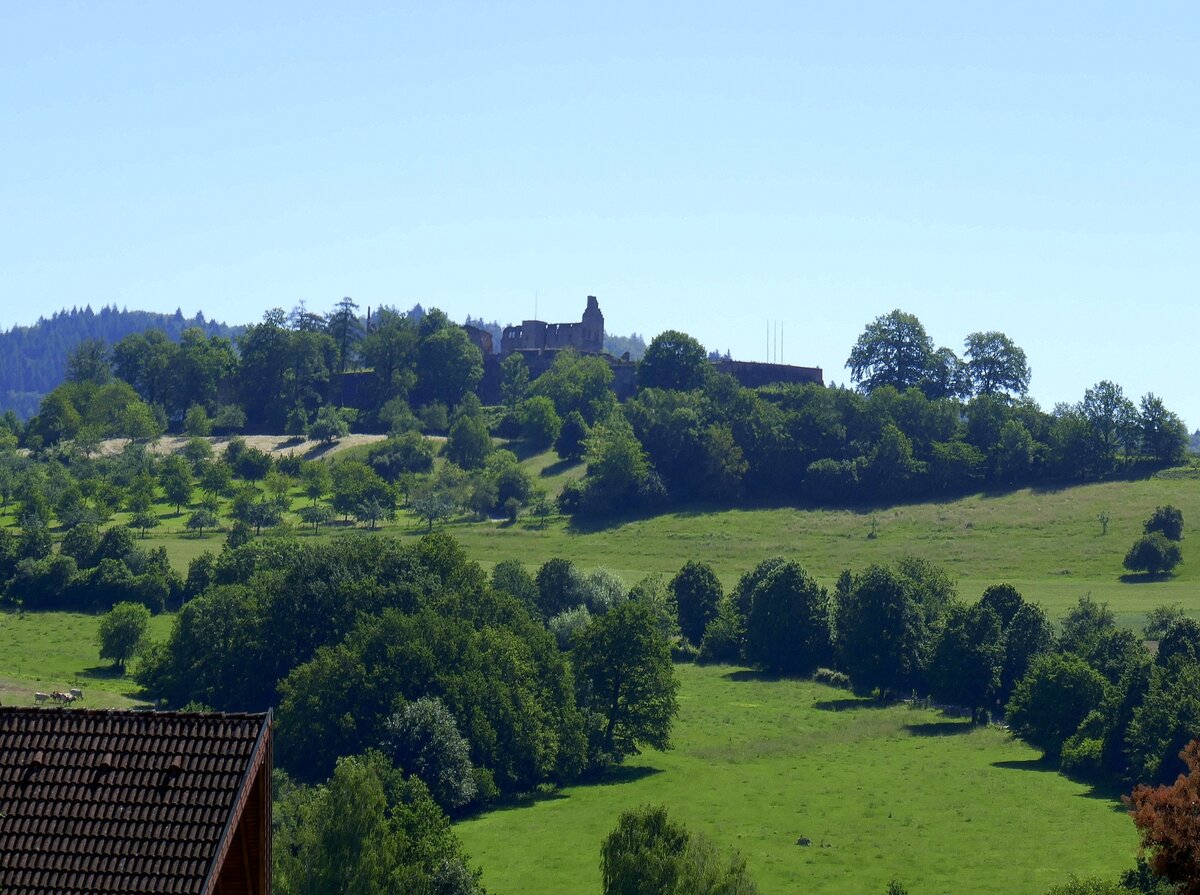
456 662 1137 895
155 465 1200 626
0 609 173 707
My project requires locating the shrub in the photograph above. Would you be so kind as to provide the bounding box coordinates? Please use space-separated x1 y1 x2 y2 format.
600 805 758 895
698 600 745 665
309 406 349 444
1124 533 1182 576
518 396 561 449
814 667 852 690
1144 505 1184 541
555 410 590 461
418 401 449 433
369 432 435 479
670 561 723 647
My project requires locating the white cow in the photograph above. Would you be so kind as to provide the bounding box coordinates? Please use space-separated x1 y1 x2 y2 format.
69 688 84 700
34 692 49 704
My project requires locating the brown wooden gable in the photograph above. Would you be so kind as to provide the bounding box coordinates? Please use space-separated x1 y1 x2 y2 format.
0 708 272 895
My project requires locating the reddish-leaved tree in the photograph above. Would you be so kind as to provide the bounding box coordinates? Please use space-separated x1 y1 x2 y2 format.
1127 738 1200 895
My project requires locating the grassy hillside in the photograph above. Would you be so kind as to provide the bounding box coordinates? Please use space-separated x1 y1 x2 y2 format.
124 459 1200 627
456 662 1137 895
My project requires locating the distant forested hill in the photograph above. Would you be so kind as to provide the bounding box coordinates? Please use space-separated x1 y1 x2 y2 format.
0 306 241 418
605 332 646 360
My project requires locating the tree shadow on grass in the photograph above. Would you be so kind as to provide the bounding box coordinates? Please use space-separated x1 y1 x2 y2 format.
302 441 341 460
1119 573 1176 584
722 669 783 684
593 765 663 787
79 664 126 681
540 458 582 478
462 787 570 819
991 758 1128 811
813 697 890 712
905 720 974 737
465 765 663 819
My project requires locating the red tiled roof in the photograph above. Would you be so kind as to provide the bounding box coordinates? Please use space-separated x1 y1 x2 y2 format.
0 708 270 895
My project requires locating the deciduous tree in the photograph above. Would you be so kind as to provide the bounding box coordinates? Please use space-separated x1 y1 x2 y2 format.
638 330 712 392
572 599 679 764
744 561 831 675
97 600 151 671
964 331 1030 398
847 310 935 393
670 561 723 647
1006 653 1107 757
1127 739 1200 895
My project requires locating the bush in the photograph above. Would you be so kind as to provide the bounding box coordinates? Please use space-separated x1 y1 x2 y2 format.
698 600 745 665
1124 533 1183 576
555 410 590 461
491 559 538 614
211 403 246 434
518 396 562 449
548 605 592 650
745 561 831 675
183 404 213 437
536 558 585 619
814 667 852 690
309 406 350 444
370 431 435 479
444 416 492 470
418 401 449 433
578 568 627 615
232 446 273 481
1144 505 1184 541
670 560 723 647
601 805 758 895
1006 653 1107 757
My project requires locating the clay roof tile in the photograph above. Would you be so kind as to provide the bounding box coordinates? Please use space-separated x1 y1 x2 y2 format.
0 708 269 895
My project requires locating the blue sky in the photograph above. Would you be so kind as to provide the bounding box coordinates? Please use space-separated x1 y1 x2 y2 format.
2 3 1197 425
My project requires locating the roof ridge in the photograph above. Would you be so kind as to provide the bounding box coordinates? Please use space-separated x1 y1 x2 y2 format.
0 706 270 721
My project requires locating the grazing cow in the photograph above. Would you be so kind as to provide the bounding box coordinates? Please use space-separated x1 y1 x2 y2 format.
34 692 49 704
69 688 84 700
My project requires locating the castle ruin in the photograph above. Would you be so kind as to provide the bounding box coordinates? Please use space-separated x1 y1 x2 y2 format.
501 295 605 355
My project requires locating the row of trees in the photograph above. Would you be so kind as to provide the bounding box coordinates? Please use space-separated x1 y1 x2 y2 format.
0 517 181 613
497 315 1185 517
558 374 1188 516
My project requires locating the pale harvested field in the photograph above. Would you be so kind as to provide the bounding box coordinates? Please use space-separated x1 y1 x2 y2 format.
97 433 388 459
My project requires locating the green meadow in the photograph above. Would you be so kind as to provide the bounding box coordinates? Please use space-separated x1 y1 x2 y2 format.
0 609 173 708
456 662 1137 895
84 455 1200 628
